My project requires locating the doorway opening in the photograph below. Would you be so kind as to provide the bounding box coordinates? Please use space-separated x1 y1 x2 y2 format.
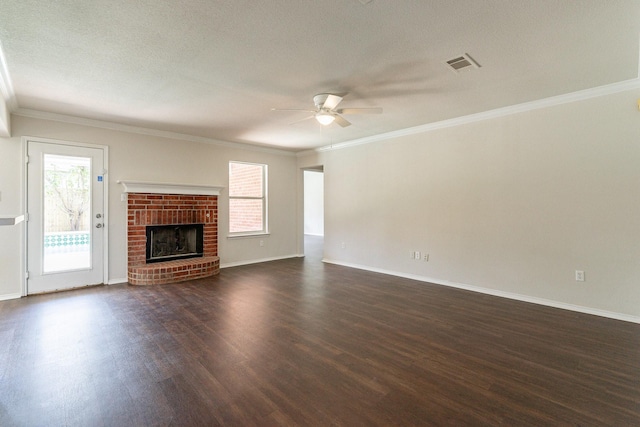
303 167 324 260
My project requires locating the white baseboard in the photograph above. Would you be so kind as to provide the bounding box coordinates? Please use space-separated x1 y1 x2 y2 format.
107 278 128 285
323 259 640 324
221 254 302 269
0 292 22 301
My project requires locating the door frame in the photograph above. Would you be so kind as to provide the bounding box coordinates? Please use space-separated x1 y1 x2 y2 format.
299 165 324 257
22 136 109 296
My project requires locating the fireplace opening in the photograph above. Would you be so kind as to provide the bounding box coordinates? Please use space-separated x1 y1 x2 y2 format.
146 224 204 263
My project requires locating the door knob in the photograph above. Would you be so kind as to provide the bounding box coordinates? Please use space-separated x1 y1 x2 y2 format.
96 223 103 228
96 213 102 218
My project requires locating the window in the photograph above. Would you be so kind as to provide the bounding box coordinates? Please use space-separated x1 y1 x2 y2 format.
229 161 267 235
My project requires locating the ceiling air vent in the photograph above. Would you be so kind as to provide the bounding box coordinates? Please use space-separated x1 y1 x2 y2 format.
445 53 481 73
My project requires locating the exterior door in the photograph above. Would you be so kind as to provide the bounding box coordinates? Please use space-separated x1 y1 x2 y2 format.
27 140 106 294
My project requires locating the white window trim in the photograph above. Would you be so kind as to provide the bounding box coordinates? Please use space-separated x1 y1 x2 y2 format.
228 161 268 237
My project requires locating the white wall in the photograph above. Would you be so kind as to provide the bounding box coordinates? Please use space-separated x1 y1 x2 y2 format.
299 88 640 319
0 135 23 299
304 170 324 236
0 115 299 297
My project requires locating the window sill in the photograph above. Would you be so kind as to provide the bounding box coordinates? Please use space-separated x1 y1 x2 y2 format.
227 232 270 240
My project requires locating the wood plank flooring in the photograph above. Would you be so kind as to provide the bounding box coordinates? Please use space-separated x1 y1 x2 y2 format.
1 237 639 425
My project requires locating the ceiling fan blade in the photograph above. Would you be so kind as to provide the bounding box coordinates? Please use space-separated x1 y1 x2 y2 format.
337 107 383 115
333 114 351 127
322 94 343 111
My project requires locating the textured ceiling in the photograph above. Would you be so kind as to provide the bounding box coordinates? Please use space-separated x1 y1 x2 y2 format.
0 1 639 151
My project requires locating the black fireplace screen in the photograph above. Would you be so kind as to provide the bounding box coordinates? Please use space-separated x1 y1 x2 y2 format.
146 224 204 263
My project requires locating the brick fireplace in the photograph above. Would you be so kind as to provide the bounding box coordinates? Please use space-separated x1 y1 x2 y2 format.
120 181 223 285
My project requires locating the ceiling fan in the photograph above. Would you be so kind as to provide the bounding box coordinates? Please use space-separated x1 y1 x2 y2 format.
272 93 382 127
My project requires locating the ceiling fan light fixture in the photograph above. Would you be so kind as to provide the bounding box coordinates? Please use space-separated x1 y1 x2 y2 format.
316 112 335 125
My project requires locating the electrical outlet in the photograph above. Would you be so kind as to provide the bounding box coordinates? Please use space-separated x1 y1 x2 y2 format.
575 270 585 282
341 242 346 249
259 240 264 247
423 253 429 262
415 251 420 260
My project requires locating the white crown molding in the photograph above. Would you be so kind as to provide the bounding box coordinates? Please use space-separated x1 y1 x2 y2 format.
12 107 297 157
6 61 639 158
118 180 224 196
314 78 640 153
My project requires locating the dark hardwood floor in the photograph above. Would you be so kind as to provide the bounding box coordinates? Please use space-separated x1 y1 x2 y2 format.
1 236 639 426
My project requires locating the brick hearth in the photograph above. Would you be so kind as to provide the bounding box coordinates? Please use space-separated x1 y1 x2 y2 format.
127 193 219 285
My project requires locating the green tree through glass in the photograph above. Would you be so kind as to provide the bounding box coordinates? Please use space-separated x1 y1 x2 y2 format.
45 162 89 231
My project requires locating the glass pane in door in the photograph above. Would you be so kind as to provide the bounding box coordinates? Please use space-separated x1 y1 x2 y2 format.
43 154 91 272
